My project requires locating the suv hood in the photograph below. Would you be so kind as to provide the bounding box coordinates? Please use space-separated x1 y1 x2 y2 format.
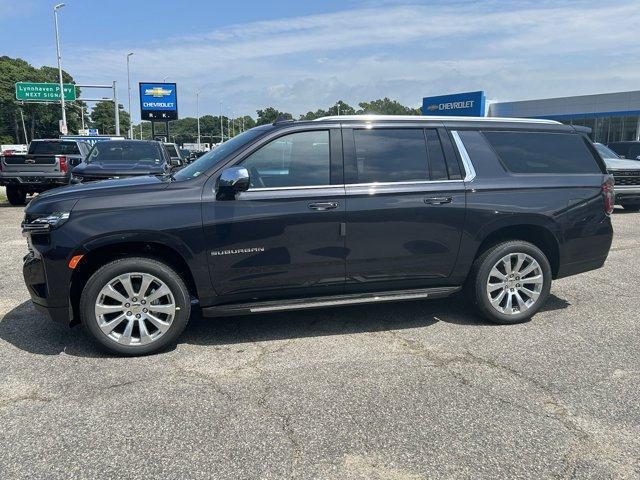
73 160 167 177
26 175 170 215
604 157 640 170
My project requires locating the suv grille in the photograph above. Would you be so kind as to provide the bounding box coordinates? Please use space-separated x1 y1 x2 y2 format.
611 170 640 186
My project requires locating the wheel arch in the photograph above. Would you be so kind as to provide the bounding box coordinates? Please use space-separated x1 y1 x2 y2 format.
474 223 561 278
69 239 198 325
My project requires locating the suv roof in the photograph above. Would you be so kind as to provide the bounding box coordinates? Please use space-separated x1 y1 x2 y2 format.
312 115 561 125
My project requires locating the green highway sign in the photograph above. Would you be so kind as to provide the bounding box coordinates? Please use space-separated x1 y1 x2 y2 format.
15 82 77 102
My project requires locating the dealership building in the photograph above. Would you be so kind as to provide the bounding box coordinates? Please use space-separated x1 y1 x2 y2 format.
421 90 640 143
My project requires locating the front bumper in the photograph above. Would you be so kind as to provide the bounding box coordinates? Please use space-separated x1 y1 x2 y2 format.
23 247 73 325
613 185 640 203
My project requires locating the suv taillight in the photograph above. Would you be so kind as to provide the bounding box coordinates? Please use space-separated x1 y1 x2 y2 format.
57 155 68 174
602 176 615 215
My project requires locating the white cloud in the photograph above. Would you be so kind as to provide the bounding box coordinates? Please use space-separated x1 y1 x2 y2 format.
44 0 640 120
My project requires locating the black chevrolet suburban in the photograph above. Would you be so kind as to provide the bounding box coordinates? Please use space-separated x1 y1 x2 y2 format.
22 116 614 355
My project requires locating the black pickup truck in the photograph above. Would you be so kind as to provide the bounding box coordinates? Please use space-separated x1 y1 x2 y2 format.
22 115 614 355
0 139 90 205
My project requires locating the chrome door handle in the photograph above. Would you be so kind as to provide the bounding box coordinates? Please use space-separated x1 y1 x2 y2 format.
308 201 339 211
424 196 453 205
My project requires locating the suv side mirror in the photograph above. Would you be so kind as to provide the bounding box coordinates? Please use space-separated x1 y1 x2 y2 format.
216 167 250 200
170 158 182 167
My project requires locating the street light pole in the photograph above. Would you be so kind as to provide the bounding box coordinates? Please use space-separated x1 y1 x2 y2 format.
76 104 85 131
113 80 120 136
53 3 67 134
126 52 134 139
219 101 224 143
196 91 201 150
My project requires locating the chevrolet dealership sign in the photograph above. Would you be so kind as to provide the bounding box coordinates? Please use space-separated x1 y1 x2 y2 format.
139 82 178 120
422 91 485 117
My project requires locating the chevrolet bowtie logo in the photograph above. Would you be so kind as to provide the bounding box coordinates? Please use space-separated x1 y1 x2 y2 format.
427 104 439 111
144 87 172 97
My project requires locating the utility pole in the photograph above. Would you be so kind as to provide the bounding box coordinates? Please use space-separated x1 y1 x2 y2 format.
196 91 201 150
53 3 67 134
19 109 28 143
126 52 134 139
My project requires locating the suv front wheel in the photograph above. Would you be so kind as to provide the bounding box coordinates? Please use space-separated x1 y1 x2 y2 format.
468 241 552 324
79 257 191 355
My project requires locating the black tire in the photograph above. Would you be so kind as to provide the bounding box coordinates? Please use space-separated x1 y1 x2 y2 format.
621 202 640 212
6 186 26 206
467 240 552 324
80 257 191 356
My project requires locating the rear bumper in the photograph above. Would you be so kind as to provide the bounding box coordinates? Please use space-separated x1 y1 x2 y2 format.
0 172 68 187
555 216 613 279
556 254 608 279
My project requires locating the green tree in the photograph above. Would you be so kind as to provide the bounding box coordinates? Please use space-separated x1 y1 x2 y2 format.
300 109 328 120
0 56 81 142
256 107 291 126
357 97 420 115
90 101 130 135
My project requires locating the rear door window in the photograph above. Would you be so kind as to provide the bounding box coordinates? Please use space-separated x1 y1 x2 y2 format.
352 129 429 183
425 130 449 181
482 131 601 174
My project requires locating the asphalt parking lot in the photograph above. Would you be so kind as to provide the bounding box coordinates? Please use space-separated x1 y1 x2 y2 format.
0 190 638 480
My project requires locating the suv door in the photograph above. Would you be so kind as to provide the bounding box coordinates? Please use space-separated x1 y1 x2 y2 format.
343 126 466 292
203 127 346 300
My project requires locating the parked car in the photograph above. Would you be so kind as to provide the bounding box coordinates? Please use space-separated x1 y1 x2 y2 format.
163 142 185 168
606 141 640 160
22 115 613 355
71 140 174 183
0 139 90 205
594 142 640 211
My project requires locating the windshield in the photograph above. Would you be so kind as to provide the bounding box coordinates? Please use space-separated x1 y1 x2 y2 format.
173 127 270 181
594 143 620 159
87 141 164 164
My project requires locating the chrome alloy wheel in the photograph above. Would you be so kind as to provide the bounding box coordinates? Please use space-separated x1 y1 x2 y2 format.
486 253 543 315
94 272 176 346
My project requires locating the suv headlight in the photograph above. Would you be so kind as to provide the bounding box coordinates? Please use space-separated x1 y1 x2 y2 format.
23 212 71 232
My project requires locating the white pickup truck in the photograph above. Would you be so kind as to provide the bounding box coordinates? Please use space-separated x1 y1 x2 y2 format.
594 142 640 211
0 139 90 205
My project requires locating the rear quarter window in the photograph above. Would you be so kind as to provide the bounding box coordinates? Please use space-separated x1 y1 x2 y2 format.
482 131 601 174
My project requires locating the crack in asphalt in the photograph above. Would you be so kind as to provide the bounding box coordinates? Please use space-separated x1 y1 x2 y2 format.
175 337 302 478
381 329 635 479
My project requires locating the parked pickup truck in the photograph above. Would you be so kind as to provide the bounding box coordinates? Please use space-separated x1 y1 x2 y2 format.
594 142 640 211
0 139 91 205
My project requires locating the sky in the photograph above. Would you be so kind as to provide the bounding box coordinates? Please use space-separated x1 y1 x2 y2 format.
2 0 640 122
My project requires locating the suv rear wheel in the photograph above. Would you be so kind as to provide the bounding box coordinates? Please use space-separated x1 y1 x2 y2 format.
6 186 26 206
79 257 191 355
468 241 552 324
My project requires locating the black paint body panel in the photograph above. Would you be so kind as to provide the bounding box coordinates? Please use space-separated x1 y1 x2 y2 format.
22 119 613 324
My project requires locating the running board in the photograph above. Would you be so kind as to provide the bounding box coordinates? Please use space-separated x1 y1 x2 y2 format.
201 286 461 317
